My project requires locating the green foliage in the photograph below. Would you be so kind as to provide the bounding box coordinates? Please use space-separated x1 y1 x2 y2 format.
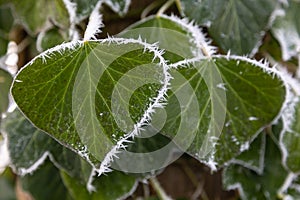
0 0 300 199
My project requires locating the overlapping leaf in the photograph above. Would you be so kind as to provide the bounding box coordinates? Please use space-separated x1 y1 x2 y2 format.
223 125 288 200
1 109 84 178
272 0 300 61
12 39 169 172
230 132 266 174
1 108 138 198
180 0 277 55
281 97 300 173
21 160 71 200
61 170 137 200
2 0 69 35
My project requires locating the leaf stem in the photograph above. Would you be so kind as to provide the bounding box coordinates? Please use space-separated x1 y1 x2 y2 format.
149 177 173 200
175 0 182 14
156 0 175 17
141 0 164 18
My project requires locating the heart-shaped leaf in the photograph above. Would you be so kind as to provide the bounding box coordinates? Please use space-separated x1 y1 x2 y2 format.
12 39 170 173
180 0 277 55
160 56 286 168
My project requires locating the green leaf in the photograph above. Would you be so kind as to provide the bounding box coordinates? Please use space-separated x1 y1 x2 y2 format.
0 6 14 56
0 68 12 114
61 170 137 200
5 0 69 35
1 109 90 182
160 56 285 168
272 0 300 61
281 96 300 173
12 39 169 172
37 28 67 52
70 0 130 19
180 0 277 55
21 160 72 200
223 127 288 200
230 132 266 174
119 14 211 62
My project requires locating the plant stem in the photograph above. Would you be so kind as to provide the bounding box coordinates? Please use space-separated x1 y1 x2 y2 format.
156 0 175 17
175 0 182 14
141 0 164 18
149 177 173 200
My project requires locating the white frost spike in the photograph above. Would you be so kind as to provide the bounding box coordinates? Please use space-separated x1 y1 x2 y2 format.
84 1 103 41
248 116 258 121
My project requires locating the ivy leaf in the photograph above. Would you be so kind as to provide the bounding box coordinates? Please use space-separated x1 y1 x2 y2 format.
12 39 169 173
1 108 138 196
180 0 277 55
230 132 266 174
223 126 288 200
0 69 12 114
119 14 212 62
3 0 69 35
160 56 285 168
272 0 300 61
21 160 72 200
1 109 85 179
61 170 137 200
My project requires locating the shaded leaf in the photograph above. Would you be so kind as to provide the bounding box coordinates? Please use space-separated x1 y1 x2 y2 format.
272 0 300 61
223 126 288 200
61 170 137 200
4 0 69 35
0 6 14 56
180 0 277 55
281 96 300 173
37 27 67 52
21 160 71 200
1 108 88 181
230 132 266 174
12 39 169 172
0 68 12 114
